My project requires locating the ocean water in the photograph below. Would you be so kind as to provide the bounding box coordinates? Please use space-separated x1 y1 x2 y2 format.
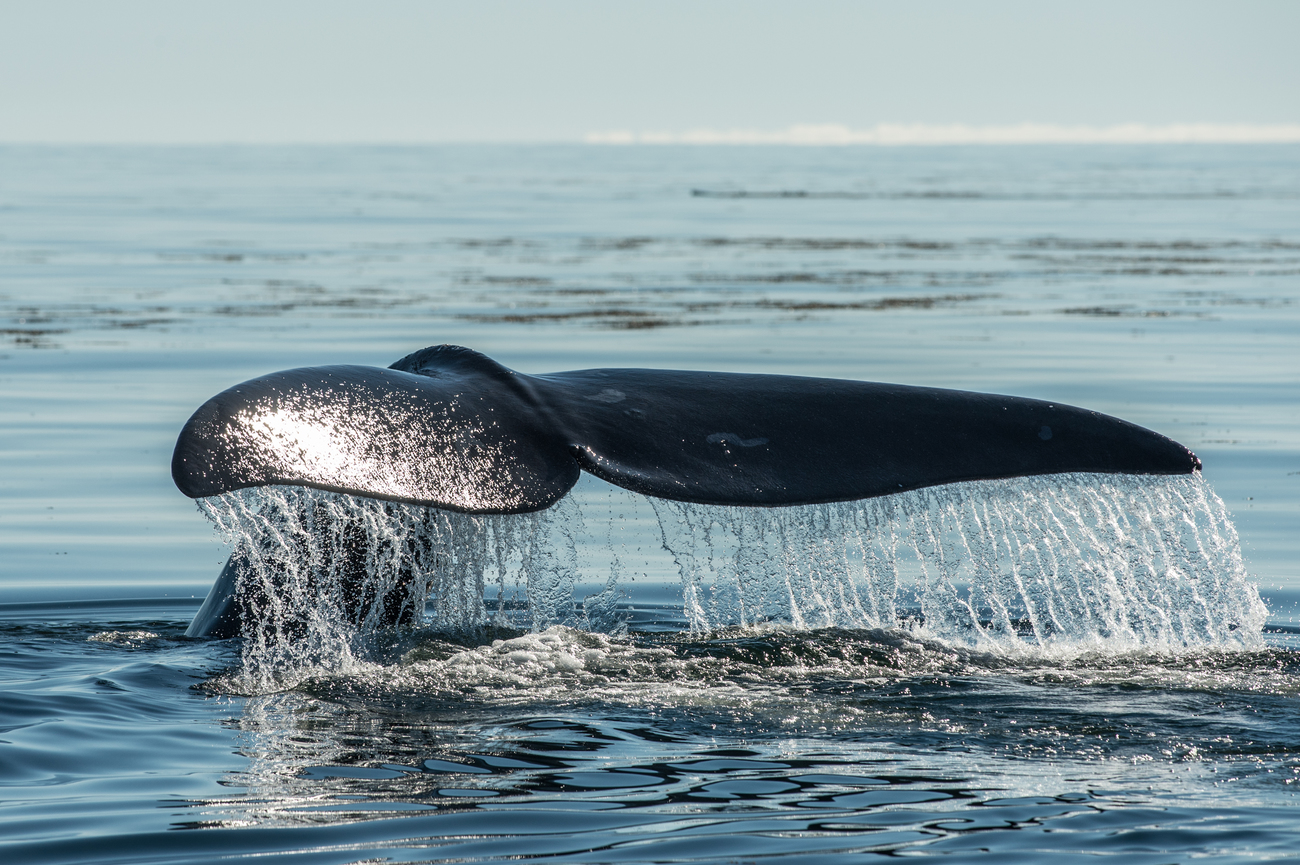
1 143 1298 863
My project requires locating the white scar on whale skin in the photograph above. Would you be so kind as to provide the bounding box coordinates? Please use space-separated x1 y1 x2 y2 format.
586 389 626 404
706 432 770 448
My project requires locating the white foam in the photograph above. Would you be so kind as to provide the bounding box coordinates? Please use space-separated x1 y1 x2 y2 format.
87 630 159 644
586 123 1300 146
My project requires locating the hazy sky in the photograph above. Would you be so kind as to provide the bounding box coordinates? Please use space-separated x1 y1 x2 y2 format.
1 0 1297 143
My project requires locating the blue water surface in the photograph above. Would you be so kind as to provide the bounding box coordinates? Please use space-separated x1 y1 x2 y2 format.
1 144 1298 863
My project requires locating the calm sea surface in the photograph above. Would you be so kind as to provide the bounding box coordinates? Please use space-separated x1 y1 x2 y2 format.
1 144 1298 863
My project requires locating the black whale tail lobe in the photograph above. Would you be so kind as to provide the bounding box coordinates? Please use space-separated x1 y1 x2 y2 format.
172 344 1200 512
173 345 1201 638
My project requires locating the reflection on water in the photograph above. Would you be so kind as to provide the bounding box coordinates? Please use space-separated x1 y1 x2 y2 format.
176 626 1300 861
178 457 1288 859
6 611 1296 862
173 453 1289 860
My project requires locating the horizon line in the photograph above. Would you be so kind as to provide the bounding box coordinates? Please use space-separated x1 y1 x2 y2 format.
586 122 1300 146
2 122 1299 147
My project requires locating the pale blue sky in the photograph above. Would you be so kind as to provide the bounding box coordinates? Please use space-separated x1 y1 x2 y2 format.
1 0 1296 143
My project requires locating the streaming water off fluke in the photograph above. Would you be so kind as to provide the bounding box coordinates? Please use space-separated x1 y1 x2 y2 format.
196 472 1265 695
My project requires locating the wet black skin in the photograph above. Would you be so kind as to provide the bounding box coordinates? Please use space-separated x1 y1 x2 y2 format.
176 345 1201 638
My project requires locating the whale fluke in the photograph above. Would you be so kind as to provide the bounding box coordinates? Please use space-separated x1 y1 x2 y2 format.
174 344 1200 513
175 345 1201 639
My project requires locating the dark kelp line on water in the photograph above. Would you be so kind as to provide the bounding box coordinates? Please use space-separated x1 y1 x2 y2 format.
5 226 1297 349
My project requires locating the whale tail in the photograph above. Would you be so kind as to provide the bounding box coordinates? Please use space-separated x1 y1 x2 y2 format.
174 345 1199 512
174 346 1201 637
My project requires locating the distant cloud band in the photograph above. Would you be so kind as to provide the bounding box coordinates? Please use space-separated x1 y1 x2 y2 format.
586 123 1300 145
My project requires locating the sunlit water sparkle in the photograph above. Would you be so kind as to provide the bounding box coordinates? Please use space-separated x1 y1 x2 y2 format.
3 143 1299 864
193 471 1264 698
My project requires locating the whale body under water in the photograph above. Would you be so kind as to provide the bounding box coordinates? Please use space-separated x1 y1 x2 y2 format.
173 345 1202 639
